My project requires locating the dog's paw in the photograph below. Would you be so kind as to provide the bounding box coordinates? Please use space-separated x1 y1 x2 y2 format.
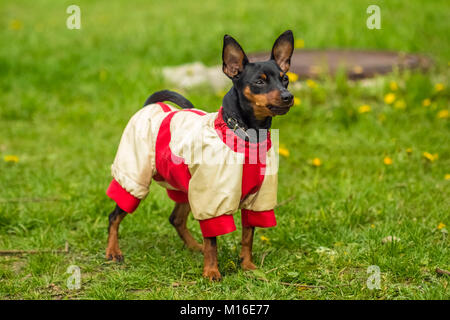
203 267 222 281
241 260 257 271
106 250 124 262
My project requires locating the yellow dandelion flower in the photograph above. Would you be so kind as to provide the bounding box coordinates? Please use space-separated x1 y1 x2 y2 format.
445 174 450 180
227 260 236 269
422 152 438 162
358 105 371 113
306 79 318 89
294 39 304 49
312 157 322 167
4 155 19 163
370 224 375 229
394 99 406 109
9 19 23 31
293 97 301 106
384 93 396 104
260 235 269 242
286 71 299 82
422 98 431 107
353 65 363 74
383 157 393 165
437 222 446 230
278 147 290 157
406 148 413 154
389 81 398 91
437 110 449 119
434 83 444 92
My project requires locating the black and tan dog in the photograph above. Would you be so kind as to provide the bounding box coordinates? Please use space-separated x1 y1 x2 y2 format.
106 30 294 280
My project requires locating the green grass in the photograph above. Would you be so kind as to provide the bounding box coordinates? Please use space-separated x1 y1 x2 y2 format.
0 0 449 300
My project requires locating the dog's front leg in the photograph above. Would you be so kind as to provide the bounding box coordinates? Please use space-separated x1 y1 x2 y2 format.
202 237 221 281
106 205 127 262
240 226 257 270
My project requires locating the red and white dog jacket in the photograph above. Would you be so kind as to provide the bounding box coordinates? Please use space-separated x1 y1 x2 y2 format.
106 102 278 237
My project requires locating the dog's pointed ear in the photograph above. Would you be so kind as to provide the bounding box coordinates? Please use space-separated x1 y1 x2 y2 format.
222 35 249 79
270 30 294 73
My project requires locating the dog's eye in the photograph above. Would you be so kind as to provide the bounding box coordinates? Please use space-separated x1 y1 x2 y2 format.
282 75 289 87
255 79 265 86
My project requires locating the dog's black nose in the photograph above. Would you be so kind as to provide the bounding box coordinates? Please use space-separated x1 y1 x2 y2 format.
281 91 293 103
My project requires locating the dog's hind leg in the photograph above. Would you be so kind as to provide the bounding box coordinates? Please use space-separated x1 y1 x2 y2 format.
169 203 203 252
106 205 127 262
240 226 257 270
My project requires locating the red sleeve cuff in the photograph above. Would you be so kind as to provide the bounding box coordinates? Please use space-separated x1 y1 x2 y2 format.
199 214 236 237
106 179 141 213
241 209 276 228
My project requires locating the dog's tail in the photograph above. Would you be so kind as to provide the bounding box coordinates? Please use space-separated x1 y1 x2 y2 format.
143 90 194 109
